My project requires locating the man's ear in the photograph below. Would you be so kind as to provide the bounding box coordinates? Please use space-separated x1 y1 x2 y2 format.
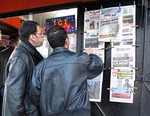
65 38 69 48
29 34 36 44
30 34 36 41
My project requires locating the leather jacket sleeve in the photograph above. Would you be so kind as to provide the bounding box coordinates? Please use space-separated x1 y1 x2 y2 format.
4 57 27 115
29 63 42 106
87 54 103 79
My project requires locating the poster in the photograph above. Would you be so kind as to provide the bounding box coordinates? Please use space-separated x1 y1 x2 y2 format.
36 37 50 58
68 33 76 52
46 15 77 52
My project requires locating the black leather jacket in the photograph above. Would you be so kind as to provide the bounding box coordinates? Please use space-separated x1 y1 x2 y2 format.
0 46 6 52
2 42 41 116
29 47 103 116
0 46 15 88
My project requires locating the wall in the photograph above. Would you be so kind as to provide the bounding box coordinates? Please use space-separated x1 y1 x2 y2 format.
0 0 96 13
1 0 148 115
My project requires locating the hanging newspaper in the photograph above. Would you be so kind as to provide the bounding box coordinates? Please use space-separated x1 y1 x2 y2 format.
110 5 136 103
110 46 135 103
84 10 104 102
99 7 121 42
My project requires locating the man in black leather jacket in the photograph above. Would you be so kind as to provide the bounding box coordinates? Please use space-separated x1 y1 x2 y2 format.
2 21 44 116
29 25 103 116
0 36 18 116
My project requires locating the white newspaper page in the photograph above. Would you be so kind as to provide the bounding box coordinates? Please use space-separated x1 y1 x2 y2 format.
110 5 136 103
84 10 104 102
99 7 121 42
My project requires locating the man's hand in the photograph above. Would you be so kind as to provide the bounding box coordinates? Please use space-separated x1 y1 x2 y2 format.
84 47 93 55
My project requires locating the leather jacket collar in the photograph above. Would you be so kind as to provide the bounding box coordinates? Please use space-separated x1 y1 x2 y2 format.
19 41 35 56
51 47 69 55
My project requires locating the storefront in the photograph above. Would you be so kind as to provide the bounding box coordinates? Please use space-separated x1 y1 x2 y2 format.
0 0 149 115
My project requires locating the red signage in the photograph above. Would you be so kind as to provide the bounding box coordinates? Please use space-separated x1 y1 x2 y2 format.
46 15 75 33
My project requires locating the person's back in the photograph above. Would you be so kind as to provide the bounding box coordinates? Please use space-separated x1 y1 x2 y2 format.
29 25 103 116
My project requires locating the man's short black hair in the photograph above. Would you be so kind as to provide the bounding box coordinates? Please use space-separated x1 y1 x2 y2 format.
47 25 68 49
19 21 39 39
